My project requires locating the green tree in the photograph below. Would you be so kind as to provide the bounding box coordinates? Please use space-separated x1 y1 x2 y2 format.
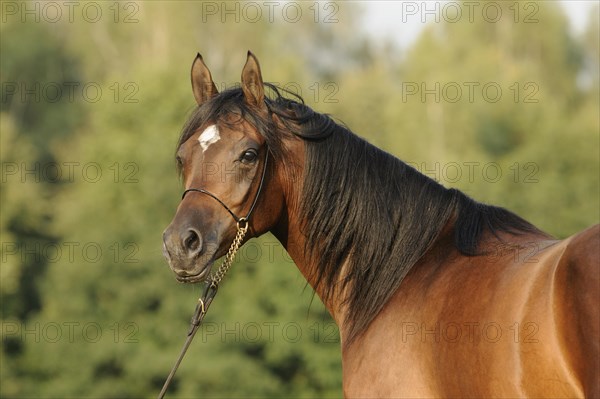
1 17 86 396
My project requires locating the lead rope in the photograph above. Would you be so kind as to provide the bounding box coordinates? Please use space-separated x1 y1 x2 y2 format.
158 219 249 399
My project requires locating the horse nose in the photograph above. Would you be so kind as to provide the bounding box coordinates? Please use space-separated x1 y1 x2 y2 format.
163 226 204 260
182 228 203 257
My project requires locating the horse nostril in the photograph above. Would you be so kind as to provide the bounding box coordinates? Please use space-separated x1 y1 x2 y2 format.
183 228 203 256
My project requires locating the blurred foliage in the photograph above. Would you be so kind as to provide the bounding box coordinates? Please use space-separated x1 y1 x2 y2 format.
1 1 598 398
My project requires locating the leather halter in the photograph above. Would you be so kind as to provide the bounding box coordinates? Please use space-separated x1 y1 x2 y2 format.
180 148 269 228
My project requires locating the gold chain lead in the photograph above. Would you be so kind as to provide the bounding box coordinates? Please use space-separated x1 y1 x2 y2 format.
210 219 248 286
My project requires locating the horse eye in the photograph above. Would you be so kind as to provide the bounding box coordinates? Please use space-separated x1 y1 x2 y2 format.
240 149 258 163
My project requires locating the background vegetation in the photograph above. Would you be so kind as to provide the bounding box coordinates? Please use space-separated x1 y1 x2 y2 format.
1 1 598 397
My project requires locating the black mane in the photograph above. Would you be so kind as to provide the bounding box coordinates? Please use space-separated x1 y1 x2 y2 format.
179 85 542 344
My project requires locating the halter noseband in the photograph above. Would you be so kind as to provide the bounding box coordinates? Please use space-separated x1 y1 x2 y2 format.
180 148 269 228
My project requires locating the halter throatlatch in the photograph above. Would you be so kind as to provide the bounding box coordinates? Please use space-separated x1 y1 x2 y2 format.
158 150 268 399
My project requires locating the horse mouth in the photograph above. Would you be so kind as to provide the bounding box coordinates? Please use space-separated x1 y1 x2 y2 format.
175 262 213 284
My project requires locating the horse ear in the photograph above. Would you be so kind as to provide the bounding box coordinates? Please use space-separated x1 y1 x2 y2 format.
191 53 218 106
241 51 265 108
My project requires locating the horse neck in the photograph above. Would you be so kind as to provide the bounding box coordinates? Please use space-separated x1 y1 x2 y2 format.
267 128 549 344
274 208 350 327
268 138 349 326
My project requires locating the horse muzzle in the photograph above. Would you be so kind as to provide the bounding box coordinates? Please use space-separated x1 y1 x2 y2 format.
162 224 217 283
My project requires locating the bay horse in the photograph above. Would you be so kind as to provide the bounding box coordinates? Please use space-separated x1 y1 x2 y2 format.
162 52 599 398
